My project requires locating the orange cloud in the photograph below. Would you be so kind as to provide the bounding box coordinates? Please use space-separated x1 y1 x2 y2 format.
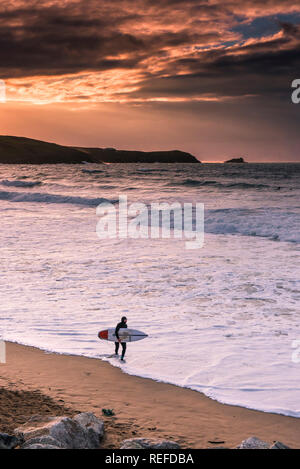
0 0 300 162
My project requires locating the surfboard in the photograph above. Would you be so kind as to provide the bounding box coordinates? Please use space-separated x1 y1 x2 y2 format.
98 328 148 343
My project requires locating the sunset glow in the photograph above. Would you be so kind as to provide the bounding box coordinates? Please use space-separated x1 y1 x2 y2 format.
0 0 299 160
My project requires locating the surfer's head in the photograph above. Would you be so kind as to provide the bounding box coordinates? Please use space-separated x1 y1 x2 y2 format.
121 316 127 323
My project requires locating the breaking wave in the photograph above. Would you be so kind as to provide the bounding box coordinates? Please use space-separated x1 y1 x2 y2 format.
0 190 118 207
170 179 272 189
205 208 300 243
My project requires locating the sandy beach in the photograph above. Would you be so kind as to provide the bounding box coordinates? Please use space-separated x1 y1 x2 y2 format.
0 342 299 449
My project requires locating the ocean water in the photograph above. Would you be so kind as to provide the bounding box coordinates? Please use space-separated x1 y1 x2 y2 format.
0 163 299 417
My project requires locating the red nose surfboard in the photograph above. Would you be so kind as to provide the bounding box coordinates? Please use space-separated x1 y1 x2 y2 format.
98 328 148 343
98 330 108 340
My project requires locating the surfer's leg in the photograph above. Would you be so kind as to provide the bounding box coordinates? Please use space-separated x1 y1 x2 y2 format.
115 342 119 355
121 343 126 360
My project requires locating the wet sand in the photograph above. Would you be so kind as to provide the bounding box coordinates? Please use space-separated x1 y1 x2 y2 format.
0 342 299 448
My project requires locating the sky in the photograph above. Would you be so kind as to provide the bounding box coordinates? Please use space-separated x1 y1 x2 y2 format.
0 0 300 161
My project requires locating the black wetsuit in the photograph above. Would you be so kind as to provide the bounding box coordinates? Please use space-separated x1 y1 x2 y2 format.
115 321 127 359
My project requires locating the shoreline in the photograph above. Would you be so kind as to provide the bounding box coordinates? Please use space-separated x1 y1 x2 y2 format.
0 341 299 448
5 338 299 419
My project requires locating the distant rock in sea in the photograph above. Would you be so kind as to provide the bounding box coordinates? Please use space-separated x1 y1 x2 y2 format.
0 135 200 164
224 157 247 163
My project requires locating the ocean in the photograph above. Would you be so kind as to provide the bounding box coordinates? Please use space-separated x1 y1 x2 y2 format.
0 162 299 417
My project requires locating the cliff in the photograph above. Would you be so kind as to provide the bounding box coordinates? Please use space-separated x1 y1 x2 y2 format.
0 136 200 164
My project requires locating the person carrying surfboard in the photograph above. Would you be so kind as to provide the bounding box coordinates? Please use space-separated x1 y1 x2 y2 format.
115 316 127 360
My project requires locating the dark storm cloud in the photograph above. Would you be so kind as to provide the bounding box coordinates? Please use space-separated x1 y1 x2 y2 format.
0 5 144 77
0 0 299 101
128 21 300 100
0 1 216 78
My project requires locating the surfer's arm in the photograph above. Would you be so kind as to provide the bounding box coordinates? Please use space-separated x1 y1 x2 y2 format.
115 324 121 342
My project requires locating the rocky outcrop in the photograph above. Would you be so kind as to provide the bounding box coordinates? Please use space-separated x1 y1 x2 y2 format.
0 433 22 449
224 157 247 163
270 441 290 449
14 412 104 449
120 438 181 449
0 135 200 164
73 412 105 448
236 437 272 449
21 435 64 449
1 419 292 449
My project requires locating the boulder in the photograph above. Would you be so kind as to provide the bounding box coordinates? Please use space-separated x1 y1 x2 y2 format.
15 412 104 449
21 435 64 449
73 412 105 449
236 436 270 449
270 441 290 449
120 438 181 449
0 433 22 449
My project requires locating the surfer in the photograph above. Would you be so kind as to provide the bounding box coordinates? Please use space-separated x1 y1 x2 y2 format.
115 316 127 361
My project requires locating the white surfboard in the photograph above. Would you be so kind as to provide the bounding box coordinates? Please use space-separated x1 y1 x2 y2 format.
98 328 148 343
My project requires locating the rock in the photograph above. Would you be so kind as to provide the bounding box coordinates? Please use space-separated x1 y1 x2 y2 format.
15 412 104 449
21 435 64 449
270 441 290 449
73 412 105 448
236 437 270 449
23 443 62 449
0 433 22 449
120 438 181 449
225 157 246 163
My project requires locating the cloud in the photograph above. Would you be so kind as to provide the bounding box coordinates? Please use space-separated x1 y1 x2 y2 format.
0 0 299 103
